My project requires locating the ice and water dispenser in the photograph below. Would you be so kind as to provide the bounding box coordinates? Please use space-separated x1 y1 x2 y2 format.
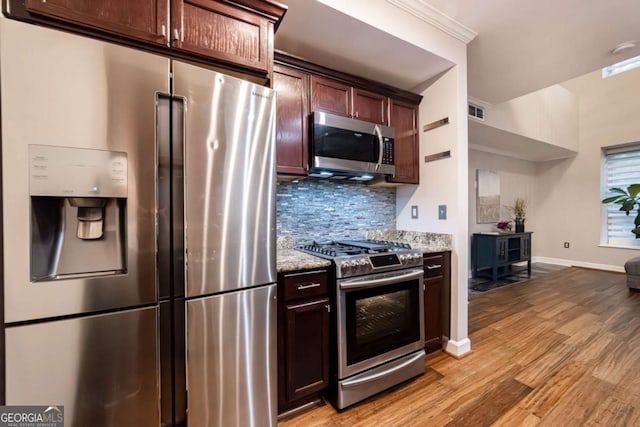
29 145 128 281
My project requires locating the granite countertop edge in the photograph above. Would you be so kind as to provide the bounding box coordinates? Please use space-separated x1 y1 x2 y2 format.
276 248 332 273
366 229 453 253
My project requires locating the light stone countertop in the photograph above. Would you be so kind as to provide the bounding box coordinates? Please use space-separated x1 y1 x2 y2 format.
276 249 332 273
276 235 331 273
366 230 453 253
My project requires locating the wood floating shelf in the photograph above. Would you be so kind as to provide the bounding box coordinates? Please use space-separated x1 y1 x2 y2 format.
423 117 449 132
425 150 451 163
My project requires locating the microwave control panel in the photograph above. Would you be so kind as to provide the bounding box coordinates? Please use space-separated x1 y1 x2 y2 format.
382 138 394 165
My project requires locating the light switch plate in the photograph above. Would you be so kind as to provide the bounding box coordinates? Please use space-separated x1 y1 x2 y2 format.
411 205 419 219
438 205 447 220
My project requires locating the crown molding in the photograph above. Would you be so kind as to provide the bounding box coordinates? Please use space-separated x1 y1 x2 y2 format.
386 0 477 44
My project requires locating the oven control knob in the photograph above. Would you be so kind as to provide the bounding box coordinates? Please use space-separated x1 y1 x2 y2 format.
399 254 407 262
358 259 368 266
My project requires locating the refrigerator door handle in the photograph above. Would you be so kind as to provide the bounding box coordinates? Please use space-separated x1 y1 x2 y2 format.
157 94 187 300
172 96 186 298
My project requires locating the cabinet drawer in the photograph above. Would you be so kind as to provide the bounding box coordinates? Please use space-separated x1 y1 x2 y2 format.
283 270 328 302
423 254 444 278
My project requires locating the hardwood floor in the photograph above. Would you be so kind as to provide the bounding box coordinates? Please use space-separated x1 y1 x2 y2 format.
278 267 640 426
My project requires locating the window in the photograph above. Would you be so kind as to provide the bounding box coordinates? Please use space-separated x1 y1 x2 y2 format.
468 103 484 120
602 144 640 247
602 55 640 79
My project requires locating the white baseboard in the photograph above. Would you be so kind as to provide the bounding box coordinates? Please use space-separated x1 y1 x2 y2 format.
532 256 625 273
468 257 624 281
444 337 471 357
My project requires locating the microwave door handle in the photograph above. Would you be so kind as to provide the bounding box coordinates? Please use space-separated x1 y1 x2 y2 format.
374 124 383 171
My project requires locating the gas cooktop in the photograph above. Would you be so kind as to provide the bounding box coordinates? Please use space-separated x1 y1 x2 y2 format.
300 239 412 257
298 239 423 278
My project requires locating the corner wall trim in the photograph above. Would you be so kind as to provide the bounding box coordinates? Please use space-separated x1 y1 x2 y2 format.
386 0 477 44
444 337 471 357
532 256 625 273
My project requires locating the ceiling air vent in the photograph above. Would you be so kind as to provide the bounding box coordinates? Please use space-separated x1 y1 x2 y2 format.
468 103 484 121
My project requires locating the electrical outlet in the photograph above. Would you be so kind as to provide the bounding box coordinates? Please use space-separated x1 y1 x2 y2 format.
411 205 419 219
438 205 447 220
564 242 570 248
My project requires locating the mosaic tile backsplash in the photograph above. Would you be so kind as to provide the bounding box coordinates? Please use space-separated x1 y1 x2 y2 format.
277 180 396 244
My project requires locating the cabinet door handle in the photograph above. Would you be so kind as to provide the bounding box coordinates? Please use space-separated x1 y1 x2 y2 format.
297 282 321 290
325 304 331 313
355 111 359 118
426 264 442 269
173 28 180 42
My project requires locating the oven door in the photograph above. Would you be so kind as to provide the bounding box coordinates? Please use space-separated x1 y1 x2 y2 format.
337 268 424 379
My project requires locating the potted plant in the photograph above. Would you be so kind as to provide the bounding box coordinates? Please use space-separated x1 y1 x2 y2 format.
602 184 640 238
509 198 527 233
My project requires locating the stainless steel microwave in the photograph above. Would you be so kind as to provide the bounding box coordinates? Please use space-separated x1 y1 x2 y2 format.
309 112 395 180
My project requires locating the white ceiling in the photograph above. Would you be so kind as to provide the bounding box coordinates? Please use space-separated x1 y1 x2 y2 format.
276 0 640 104
275 0 454 91
427 0 640 104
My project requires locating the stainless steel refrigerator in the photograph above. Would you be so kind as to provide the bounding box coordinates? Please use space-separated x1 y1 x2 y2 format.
0 16 277 427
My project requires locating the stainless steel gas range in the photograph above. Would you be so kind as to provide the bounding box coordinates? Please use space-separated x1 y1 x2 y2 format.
300 240 426 409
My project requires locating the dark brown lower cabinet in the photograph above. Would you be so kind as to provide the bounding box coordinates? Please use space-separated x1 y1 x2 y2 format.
423 251 451 353
285 298 330 402
424 276 443 352
278 269 330 414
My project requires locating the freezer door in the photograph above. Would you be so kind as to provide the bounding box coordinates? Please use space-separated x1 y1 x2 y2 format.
186 284 276 427
173 62 276 297
5 307 160 426
0 18 168 322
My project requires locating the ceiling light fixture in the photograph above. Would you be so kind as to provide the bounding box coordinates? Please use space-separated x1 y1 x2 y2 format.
611 41 637 55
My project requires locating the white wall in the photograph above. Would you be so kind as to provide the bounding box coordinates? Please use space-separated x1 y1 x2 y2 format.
482 84 579 152
468 149 537 235
532 67 640 270
396 67 471 355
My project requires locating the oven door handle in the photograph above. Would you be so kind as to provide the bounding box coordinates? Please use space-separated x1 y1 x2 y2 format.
341 351 425 388
339 269 423 290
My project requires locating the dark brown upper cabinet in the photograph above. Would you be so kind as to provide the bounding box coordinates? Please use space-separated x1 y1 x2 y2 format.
310 75 352 118
275 52 422 183
352 88 387 125
273 65 309 175
172 0 272 73
9 0 286 76
24 0 169 45
310 76 387 125
389 99 419 184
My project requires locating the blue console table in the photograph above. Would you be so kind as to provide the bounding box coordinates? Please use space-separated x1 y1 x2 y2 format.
472 232 532 282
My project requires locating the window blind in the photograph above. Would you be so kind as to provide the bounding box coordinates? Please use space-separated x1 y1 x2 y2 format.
603 144 640 246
